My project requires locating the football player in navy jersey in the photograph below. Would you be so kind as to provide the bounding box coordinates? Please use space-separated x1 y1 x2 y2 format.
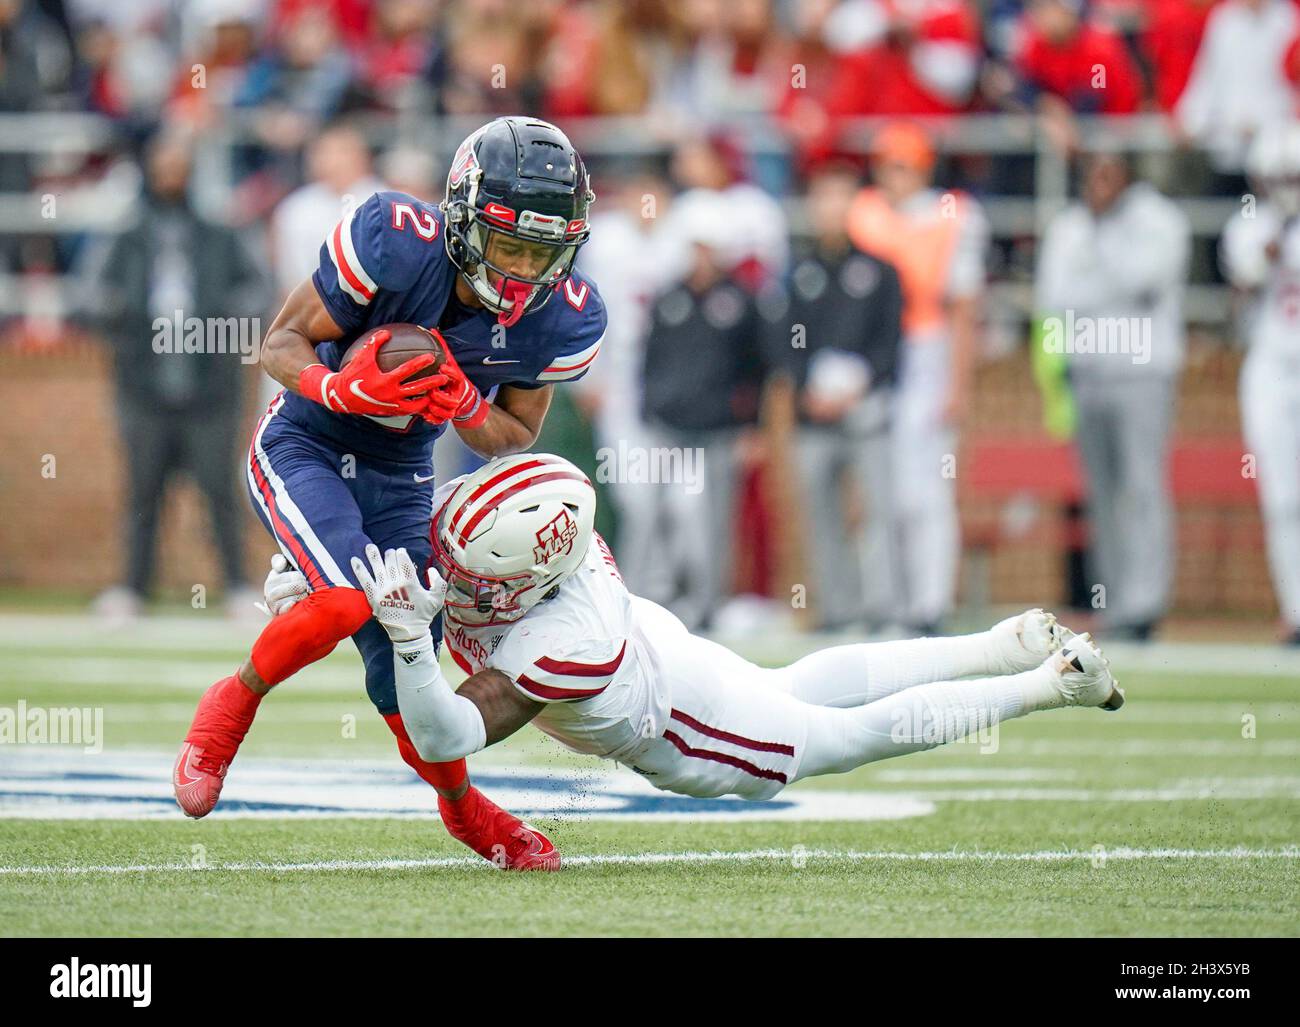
173 117 606 870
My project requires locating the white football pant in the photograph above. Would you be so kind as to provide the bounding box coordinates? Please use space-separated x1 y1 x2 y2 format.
621 627 1051 801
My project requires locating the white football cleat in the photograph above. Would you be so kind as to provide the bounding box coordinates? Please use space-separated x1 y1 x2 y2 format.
989 608 1064 673
1049 632 1124 711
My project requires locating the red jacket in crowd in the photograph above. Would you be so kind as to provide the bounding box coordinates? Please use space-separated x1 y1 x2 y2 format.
1015 17 1143 113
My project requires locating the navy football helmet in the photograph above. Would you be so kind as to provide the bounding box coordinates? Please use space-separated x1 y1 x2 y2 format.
442 117 594 325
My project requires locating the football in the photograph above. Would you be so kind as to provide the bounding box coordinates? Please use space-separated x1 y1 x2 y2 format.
342 323 447 392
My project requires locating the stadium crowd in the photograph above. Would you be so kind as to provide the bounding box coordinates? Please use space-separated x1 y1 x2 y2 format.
2 0 1299 642
2 1 1289 222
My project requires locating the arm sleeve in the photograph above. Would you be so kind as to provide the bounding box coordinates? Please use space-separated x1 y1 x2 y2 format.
391 636 487 764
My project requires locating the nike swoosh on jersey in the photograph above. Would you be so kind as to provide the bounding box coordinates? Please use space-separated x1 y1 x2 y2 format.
482 357 520 365
413 472 436 483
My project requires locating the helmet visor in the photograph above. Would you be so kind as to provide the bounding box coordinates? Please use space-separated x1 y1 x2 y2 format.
470 221 579 288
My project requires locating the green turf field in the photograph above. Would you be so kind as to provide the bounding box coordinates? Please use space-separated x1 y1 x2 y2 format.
1 614 1297 937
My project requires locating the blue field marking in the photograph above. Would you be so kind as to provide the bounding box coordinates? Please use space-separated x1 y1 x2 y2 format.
0 751 935 821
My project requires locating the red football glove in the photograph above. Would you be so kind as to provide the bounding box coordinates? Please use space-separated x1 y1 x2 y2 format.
300 329 444 417
420 343 489 430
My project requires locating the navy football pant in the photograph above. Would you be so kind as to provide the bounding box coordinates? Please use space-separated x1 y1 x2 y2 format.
244 394 440 714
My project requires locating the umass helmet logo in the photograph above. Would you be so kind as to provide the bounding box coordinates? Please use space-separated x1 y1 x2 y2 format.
534 509 578 564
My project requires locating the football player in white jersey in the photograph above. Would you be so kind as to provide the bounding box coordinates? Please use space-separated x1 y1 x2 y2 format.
263 454 1124 862
1221 123 1300 643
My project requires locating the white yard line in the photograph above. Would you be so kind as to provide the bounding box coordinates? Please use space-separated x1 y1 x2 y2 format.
1 846 1296 877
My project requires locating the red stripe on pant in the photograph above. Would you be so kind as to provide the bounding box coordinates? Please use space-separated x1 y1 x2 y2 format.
383 712 468 792
249 447 329 591
669 708 795 756
662 729 788 784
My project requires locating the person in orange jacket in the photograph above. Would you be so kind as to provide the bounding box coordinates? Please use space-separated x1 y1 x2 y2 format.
847 121 988 633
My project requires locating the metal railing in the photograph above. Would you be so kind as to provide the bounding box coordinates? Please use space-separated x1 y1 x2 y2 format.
0 111 1241 325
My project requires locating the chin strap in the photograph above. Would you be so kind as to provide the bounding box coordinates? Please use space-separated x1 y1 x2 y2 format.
496 279 532 327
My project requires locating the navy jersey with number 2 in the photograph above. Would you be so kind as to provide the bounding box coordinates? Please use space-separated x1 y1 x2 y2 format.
245 190 607 714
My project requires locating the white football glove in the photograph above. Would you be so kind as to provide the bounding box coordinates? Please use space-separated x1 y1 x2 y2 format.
256 554 309 617
350 544 447 645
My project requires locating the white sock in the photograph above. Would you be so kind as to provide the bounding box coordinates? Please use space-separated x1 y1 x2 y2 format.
794 666 1057 780
779 631 1008 708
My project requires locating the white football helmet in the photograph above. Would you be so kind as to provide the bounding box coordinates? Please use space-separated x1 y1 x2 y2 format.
431 453 596 625
1246 122 1300 217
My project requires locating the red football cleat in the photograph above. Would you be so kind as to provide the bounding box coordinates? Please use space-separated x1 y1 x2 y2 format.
173 674 263 819
172 742 229 819
439 786 561 871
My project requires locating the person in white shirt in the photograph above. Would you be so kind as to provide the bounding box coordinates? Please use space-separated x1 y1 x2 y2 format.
268 124 386 301
1221 123 1300 643
1036 153 1191 639
573 170 681 604
1177 0 1299 175
261 453 1123 868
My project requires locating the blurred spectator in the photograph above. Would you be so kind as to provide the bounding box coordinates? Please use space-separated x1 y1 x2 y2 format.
668 133 788 289
1012 0 1142 126
268 0 372 43
91 128 266 620
847 121 988 633
822 0 981 118
356 0 442 112
775 0 854 170
1 0 74 111
236 6 355 154
640 201 765 630
1177 0 1298 176
0 1 47 119
540 0 657 117
440 0 547 115
269 123 382 301
764 163 903 630
1221 123 1300 642
70 10 174 123
1140 0 1220 113
1036 153 1190 640
378 143 439 199
687 0 788 116
575 167 680 602
167 0 263 130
